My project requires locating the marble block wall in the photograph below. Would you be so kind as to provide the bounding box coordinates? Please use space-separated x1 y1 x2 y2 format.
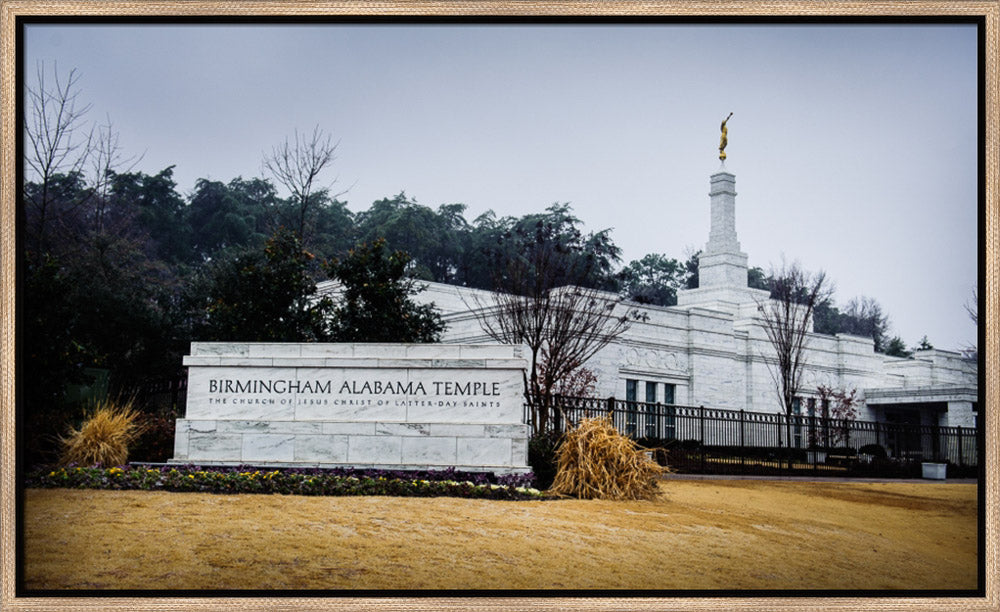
171 343 531 473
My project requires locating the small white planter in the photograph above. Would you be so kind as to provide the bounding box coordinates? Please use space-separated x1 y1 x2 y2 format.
921 462 947 480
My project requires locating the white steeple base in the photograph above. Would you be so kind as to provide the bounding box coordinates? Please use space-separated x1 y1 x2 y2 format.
677 284 772 319
675 166 771 318
699 250 750 288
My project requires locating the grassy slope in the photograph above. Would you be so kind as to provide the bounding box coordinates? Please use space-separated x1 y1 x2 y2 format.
23 479 977 591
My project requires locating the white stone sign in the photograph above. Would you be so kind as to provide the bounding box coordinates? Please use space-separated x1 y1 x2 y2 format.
171 343 530 473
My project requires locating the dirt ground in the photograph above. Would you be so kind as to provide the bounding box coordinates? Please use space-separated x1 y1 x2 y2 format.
22 478 978 591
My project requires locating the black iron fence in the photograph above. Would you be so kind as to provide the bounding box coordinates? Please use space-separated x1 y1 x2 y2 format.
134 376 188 414
526 395 979 478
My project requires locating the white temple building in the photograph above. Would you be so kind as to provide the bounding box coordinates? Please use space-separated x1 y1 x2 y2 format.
317 165 979 431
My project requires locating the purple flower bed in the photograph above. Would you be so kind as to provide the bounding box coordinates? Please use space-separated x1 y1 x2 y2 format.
255 464 535 488
26 464 544 500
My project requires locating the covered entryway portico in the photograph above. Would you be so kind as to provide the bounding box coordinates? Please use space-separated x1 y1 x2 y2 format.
864 386 978 465
865 386 978 427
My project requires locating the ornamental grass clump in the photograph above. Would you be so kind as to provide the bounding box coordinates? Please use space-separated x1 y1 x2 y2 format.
58 398 147 468
548 416 667 501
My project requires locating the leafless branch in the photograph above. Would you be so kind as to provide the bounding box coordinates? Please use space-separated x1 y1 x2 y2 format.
464 231 640 434
89 114 144 234
756 259 832 417
24 61 93 184
262 125 341 240
23 61 96 251
962 286 978 363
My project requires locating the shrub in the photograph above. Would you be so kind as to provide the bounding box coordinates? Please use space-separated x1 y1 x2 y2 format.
130 409 178 463
528 430 562 489
549 416 667 500
849 457 920 479
678 439 701 451
634 437 670 466
858 444 887 459
58 398 147 467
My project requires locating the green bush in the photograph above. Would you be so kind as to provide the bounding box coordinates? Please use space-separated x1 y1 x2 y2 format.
678 439 702 451
634 437 670 466
858 444 887 459
528 430 562 490
130 409 178 463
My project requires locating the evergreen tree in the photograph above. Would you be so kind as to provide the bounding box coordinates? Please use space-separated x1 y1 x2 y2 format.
325 239 444 343
883 336 912 358
198 228 332 342
619 253 685 306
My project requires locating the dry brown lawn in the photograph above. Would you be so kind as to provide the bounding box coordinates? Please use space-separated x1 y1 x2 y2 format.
23 478 977 591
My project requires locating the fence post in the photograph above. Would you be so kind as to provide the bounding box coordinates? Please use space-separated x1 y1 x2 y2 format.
903 422 911 465
783 413 789 475
776 414 783 475
958 427 964 467
811 414 818 471
739 409 745 468
699 405 706 473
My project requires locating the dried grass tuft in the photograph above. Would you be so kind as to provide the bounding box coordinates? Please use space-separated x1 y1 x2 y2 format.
59 397 147 467
549 416 668 501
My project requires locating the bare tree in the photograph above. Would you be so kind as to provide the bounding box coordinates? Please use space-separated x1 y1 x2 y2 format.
24 63 146 265
815 385 861 448
538 346 598 398
262 125 340 240
966 286 979 325
756 260 832 460
467 222 640 434
840 296 890 352
24 62 95 254
88 114 143 235
963 286 978 363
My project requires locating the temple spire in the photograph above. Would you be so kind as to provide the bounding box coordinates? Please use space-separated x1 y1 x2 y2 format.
698 168 748 288
676 116 770 316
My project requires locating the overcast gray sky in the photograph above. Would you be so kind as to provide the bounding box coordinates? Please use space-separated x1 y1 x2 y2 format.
24 23 979 351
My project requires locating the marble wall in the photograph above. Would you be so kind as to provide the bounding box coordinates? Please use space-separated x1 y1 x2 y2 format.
171 343 531 473
310 279 978 431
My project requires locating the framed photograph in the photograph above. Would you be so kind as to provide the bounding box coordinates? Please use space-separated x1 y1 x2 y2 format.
2 2 996 611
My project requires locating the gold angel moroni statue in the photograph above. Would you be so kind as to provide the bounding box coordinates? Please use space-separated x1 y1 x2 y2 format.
719 112 733 161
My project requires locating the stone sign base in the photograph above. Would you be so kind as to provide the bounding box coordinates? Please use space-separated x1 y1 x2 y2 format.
171 343 531 474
